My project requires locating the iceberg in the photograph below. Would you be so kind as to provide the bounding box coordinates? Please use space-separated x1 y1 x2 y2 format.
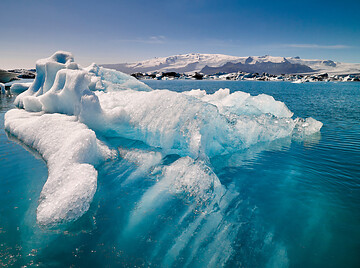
5 51 323 225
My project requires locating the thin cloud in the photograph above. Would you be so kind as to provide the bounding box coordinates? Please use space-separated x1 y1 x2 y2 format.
148 35 166 44
286 44 351 49
117 36 166 44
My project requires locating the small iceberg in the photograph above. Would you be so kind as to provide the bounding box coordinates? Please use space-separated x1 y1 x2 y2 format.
0 83 5 94
10 82 32 94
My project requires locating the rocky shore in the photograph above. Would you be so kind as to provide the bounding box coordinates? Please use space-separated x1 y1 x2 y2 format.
0 69 36 83
131 71 360 82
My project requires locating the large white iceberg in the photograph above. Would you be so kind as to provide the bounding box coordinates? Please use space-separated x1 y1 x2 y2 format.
5 51 322 225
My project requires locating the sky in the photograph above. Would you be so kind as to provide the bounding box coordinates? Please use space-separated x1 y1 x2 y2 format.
1 0 359 68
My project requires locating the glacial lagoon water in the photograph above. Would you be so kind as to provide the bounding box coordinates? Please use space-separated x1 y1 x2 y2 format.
1 80 360 267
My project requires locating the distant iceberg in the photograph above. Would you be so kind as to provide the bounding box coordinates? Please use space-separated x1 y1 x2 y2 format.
10 82 32 94
5 51 323 225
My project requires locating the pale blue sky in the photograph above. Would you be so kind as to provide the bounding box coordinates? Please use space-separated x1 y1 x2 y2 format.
1 0 359 68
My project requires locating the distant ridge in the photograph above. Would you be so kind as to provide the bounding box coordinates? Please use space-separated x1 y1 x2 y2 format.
102 53 360 75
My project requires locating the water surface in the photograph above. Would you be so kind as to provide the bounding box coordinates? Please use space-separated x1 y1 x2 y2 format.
1 81 359 267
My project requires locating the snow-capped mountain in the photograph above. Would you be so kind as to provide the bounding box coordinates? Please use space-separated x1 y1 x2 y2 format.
102 54 242 74
102 53 360 75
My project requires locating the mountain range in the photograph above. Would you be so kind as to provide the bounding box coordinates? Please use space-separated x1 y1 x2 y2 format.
102 54 360 75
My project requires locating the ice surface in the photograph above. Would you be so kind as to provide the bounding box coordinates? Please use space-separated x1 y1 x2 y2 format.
96 89 302 158
4 109 115 225
184 88 293 118
10 82 32 94
5 51 323 225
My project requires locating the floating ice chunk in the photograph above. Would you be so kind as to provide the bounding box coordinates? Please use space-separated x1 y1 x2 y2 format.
10 82 32 94
294 117 324 136
4 109 115 225
0 83 5 94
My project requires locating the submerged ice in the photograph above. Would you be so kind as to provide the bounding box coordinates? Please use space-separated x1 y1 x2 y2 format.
5 51 322 227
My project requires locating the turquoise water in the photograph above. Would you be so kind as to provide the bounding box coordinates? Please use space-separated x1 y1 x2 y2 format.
1 81 360 267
